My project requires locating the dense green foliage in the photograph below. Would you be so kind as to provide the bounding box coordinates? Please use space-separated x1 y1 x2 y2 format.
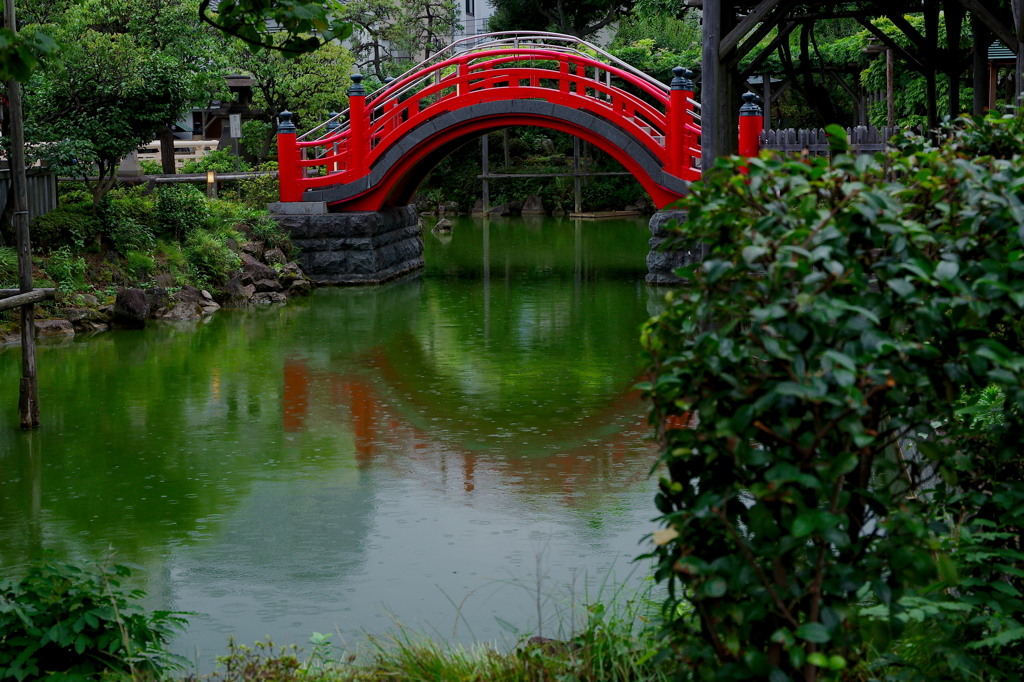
0 558 185 681
156 185 211 240
487 0 632 39
641 114 1024 681
199 0 352 56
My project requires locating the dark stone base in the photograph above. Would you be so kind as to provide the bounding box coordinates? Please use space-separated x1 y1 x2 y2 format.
646 209 701 285
273 206 424 285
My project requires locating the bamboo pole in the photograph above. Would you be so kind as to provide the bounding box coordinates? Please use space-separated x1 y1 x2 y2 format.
4 0 40 428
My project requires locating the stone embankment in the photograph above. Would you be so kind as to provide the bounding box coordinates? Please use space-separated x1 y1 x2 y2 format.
0 240 313 344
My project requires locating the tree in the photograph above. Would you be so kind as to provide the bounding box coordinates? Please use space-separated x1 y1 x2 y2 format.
24 0 200 205
488 0 632 39
338 0 460 80
200 0 352 56
229 35 354 162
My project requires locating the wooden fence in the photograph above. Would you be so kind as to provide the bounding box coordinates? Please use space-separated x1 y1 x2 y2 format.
759 126 905 156
0 168 56 222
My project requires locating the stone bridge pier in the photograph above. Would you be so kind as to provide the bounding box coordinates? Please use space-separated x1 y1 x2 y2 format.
269 203 424 284
270 203 693 286
646 209 699 285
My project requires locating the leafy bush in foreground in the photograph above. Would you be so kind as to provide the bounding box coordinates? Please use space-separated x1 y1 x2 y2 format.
0 558 186 681
641 115 1024 681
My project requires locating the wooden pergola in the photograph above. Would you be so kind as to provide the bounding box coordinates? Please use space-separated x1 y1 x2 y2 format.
699 0 1024 168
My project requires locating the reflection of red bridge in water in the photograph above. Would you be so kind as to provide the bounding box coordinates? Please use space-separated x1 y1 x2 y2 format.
282 357 657 505
276 33 702 211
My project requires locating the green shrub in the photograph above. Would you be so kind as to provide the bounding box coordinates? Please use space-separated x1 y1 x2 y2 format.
57 187 91 206
139 159 163 175
31 207 101 251
642 117 1024 681
184 230 240 286
156 184 210 239
126 250 156 280
181 149 251 174
44 245 87 288
0 558 186 680
241 161 280 209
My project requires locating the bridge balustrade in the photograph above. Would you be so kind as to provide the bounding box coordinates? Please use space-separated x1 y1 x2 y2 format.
276 32 701 206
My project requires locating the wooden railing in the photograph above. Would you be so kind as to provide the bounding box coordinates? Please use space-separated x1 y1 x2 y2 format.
760 126 904 156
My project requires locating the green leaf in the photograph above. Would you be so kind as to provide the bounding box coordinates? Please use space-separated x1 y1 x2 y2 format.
794 622 830 644
792 512 817 538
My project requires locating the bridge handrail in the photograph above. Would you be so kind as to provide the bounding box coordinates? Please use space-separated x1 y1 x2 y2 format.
297 31 669 142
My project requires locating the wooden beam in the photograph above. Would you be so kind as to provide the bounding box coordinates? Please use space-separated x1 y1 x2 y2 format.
721 0 784 59
885 12 929 52
856 17 925 71
741 21 798 78
959 0 1018 53
730 0 799 66
0 289 55 313
0 288 55 300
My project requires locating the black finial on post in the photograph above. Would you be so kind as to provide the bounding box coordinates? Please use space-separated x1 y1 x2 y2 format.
278 110 296 134
326 111 341 133
671 66 695 90
349 73 366 96
740 92 762 117
384 76 395 84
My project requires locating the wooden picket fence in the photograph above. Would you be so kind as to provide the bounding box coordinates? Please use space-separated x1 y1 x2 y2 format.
759 126 905 156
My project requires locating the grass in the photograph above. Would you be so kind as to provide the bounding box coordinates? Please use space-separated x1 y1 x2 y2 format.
198 578 676 682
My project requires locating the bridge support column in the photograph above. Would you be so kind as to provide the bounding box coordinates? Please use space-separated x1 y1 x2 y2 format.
270 204 424 285
646 210 700 286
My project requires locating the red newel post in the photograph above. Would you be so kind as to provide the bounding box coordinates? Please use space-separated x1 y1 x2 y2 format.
738 92 763 160
277 110 301 202
668 66 695 178
348 74 367 179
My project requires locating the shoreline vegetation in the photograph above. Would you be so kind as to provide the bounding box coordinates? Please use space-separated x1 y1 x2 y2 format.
0 557 674 682
0 182 312 346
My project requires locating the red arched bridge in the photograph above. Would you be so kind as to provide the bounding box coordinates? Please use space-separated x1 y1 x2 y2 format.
276 32 701 211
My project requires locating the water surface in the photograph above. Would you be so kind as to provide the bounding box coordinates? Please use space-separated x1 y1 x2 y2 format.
0 215 665 667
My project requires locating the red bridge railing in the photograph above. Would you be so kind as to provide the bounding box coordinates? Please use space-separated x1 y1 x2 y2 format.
276 33 701 205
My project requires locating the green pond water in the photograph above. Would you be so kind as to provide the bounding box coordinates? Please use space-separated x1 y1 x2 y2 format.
0 215 667 667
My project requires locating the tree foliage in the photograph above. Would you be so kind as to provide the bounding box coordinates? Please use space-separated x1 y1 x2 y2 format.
23 0 222 204
641 115 1024 681
338 0 460 79
229 34 354 162
488 0 632 39
199 0 352 56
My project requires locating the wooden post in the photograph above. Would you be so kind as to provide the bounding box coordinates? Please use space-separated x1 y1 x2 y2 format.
573 136 582 214
762 73 772 131
973 13 991 115
738 93 763 170
924 3 939 130
348 74 367 178
481 133 490 213
4 0 39 428
701 0 739 173
276 110 300 201
945 0 965 118
1014 0 1024 106
668 67 694 178
503 129 510 167
887 48 896 127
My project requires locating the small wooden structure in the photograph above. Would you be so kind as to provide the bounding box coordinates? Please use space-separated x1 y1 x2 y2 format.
698 0 1024 167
